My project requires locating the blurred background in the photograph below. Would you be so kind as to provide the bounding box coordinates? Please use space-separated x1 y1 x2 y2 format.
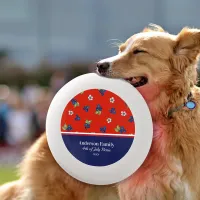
1 0 200 184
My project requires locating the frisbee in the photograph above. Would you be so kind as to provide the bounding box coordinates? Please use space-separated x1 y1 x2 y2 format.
46 73 153 185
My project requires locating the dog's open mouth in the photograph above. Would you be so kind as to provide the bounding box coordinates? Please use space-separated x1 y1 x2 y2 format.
124 76 148 87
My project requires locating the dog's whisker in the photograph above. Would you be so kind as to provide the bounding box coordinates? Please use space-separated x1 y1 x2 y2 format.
108 42 122 48
106 39 123 43
106 39 123 48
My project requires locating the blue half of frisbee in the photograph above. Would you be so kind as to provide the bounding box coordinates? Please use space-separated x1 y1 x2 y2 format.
62 134 133 166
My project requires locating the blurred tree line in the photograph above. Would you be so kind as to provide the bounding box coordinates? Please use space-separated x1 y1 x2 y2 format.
0 49 199 89
0 61 93 89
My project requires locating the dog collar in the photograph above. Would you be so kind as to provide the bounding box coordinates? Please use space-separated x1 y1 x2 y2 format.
168 92 196 118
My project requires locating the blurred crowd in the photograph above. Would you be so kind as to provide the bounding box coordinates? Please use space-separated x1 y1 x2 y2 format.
0 71 66 148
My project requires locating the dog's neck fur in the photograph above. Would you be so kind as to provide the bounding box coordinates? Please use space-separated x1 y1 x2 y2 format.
137 65 196 122
129 65 200 196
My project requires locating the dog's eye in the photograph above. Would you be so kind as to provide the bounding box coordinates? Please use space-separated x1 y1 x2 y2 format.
133 49 146 54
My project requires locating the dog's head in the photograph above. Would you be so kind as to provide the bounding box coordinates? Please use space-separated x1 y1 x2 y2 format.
97 25 200 104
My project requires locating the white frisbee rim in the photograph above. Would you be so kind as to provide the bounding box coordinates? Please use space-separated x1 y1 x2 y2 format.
46 73 153 185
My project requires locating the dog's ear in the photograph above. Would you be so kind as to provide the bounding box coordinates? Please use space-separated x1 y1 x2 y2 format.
174 28 200 66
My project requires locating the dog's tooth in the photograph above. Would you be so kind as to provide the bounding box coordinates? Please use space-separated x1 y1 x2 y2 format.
131 77 138 84
136 77 142 81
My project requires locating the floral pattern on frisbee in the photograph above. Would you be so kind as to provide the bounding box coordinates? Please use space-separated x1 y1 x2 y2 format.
61 89 135 166
46 73 153 185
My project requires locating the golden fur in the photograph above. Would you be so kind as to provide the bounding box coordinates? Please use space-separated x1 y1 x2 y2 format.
1 24 200 200
0 134 118 200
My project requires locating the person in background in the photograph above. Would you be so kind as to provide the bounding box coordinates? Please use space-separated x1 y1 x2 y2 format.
31 88 53 139
21 85 47 140
0 112 7 146
50 71 66 94
6 89 32 147
0 85 10 146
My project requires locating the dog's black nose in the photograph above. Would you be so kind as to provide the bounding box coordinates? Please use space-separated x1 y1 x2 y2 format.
97 62 110 74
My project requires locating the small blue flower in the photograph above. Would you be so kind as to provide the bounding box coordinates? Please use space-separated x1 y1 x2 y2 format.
95 104 102 115
85 120 92 129
96 104 102 111
62 124 73 131
71 99 77 105
85 123 90 129
67 125 72 131
71 99 79 107
75 115 81 121
100 126 106 133
110 108 116 114
128 116 134 123
119 126 126 133
83 106 90 112
99 89 106 96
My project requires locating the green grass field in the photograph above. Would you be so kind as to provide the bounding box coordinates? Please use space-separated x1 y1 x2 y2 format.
0 167 19 185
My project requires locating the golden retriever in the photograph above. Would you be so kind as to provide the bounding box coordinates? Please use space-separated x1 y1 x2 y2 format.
1 24 200 200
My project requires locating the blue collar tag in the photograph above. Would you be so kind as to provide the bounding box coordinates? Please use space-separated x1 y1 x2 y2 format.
185 101 196 110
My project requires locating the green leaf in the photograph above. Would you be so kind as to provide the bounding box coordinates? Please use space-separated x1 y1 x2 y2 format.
115 128 119 132
95 111 102 115
115 125 120 131
74 102 80 107
62 124 68 130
